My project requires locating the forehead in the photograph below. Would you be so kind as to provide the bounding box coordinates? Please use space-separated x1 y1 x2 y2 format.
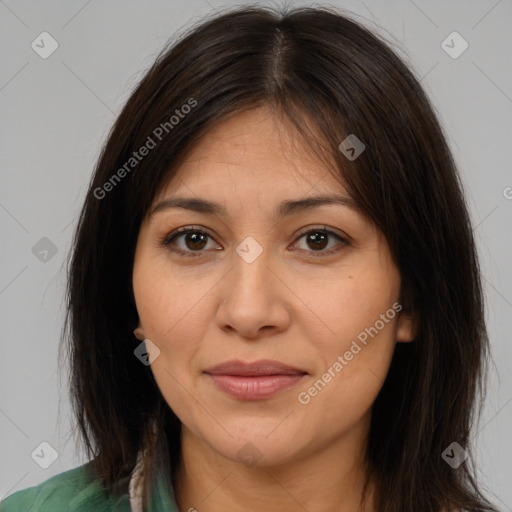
156 106 348 200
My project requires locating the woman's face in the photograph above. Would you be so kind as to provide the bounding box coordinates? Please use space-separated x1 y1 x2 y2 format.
132 107 413 467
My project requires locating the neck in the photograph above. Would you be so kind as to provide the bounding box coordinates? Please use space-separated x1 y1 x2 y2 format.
174 418 376 512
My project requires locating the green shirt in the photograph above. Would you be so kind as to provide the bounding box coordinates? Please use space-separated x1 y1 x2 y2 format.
0 461 179 512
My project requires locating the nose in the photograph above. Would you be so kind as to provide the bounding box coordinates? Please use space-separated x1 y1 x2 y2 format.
215 241 291 340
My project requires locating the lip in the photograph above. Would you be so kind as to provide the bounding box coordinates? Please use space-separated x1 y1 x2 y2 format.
204 359 308 400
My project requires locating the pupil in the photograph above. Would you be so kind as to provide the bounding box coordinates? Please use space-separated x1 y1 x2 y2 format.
186 232 207 250
184 231 328 251
308 232 327 250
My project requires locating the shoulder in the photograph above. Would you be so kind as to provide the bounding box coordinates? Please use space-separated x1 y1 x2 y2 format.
0 462 131 512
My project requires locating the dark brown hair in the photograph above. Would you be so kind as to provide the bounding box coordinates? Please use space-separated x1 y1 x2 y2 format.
62 5 498 511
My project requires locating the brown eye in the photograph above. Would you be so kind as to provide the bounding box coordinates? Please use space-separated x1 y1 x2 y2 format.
182 231 208 250
160 227 220 258
293 227 349 257
305 231 329 250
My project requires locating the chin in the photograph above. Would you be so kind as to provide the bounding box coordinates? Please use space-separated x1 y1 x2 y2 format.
200 423 305 468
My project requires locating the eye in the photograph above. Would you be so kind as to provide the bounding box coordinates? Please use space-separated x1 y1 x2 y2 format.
159 225 349 259
292 226 349 257
159 226 221 258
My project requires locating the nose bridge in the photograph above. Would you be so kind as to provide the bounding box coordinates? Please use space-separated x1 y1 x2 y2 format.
216 233 289 337
230 234 273 291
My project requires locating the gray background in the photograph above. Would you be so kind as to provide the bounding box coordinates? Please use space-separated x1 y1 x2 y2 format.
1 0 511 509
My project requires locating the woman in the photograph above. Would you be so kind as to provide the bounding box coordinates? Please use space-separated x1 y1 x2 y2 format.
0 5 499 512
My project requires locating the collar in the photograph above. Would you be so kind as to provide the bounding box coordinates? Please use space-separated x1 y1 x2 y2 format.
128 449 145 512
128 433 179 512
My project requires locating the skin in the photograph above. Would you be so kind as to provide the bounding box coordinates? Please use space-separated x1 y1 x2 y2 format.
132 106 414 512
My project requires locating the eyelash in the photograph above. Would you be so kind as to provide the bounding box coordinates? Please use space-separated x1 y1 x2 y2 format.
158 225 349 259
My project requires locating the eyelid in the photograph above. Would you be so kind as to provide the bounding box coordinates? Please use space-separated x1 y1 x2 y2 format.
293 224 349 242
159 224 350 258
290 225 350 256
159 225 221 256
162 225 215 244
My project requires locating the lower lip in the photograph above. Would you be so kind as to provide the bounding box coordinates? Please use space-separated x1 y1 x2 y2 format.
206 374 306 400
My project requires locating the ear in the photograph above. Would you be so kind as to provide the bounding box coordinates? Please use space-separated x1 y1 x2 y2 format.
133 326 145 341
396 312 415 343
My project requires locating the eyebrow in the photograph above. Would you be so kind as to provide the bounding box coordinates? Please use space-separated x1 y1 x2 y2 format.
150 194 360 218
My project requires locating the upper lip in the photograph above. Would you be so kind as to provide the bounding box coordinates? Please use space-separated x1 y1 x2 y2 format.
204 359 308 376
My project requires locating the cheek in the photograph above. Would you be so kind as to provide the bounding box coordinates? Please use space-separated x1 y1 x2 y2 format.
292 266 400 407
133 252 206 339
132 267 204 417
293 264 400 347
132 256 216 387
295 315 398 436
